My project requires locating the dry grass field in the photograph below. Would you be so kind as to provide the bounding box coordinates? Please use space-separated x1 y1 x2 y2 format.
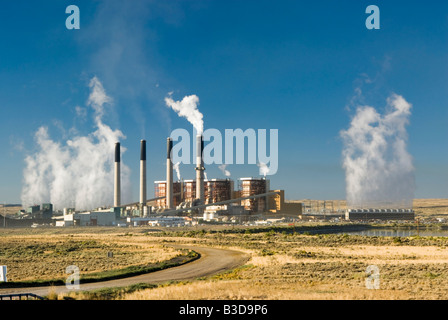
121 230 448 300
0 230 182 282
2 198 448 300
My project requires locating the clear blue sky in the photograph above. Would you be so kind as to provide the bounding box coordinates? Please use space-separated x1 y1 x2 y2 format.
0 0 447 204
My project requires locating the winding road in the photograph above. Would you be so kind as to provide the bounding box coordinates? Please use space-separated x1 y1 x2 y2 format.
0 245 250 298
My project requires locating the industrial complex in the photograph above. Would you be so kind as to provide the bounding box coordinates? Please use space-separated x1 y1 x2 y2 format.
3 134 414 228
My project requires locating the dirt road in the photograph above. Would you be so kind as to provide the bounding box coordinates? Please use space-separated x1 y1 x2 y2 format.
0 245 249 298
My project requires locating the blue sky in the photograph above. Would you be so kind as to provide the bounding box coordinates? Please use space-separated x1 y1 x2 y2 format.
0 0 447 204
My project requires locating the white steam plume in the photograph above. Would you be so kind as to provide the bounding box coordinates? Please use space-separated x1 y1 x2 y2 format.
164 93 203 134
340 93 415 209
218 164 231 177
21 77 131 210
173 161 181 181
257 162 269 177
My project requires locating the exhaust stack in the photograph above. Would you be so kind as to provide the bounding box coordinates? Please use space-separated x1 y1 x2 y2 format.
166 137 174 209
140 140 147 214
114 142 121 207
195 134 205 204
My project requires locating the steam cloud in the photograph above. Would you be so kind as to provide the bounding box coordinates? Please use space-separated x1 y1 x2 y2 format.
218 164 231 177
257 162 269 177
21 77 131 210
173 161 181 181
340 93 415 209
164 93 203 134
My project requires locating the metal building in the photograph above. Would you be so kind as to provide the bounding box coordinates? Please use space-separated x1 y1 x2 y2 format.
345 208 415 221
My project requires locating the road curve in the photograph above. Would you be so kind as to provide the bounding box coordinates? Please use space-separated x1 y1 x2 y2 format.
0 245 250 298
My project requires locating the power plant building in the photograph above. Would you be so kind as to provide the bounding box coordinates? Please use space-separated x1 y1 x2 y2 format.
61 210 116 227
205 179 234 204
239 177 270 213
154 180 184 208
345 208 415 221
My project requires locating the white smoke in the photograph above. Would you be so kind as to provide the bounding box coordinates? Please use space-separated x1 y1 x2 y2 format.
257 162 269 177
218 164 231 177
164 93 203 134
21 77 131 210
173 161 181 181
340 93 415 209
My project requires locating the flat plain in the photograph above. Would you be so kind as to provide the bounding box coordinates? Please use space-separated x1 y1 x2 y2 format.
1 198 448 300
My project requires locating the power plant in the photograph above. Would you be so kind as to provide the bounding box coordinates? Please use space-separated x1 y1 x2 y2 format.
109 136 304 225
66 136 415 225
7 135 414 228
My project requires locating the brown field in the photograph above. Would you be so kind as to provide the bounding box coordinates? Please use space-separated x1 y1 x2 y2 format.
2 198 448 300
2 226 448 300
0 230 182 282
121 230 448 300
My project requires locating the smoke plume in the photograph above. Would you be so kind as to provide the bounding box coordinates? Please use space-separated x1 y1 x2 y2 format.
219 164 231 177
164 93 203 134
257 162 269 177
21 77 131 210
340 93 415 209
173 161 181 181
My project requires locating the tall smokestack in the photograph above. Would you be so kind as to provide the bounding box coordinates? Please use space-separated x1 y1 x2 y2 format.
195 134 205 204
166 137 174 209
140 140 147 211
114 142 121 207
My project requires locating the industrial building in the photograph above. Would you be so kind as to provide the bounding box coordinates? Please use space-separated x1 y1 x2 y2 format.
183 179 197 203
203 204 246 222
59 209 116 227
345 208 415 221
205 179 235 204
23 203 53 219
267 190 303 216
239 177 270 213
154 180 184 207
127 216 187 227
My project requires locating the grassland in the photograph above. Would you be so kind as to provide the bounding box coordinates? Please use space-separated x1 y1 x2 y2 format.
120 228 448 300
1 198 448 300
0 228 194 285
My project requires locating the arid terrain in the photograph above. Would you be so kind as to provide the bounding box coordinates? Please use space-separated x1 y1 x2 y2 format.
0 229 184 282
1 199 448 300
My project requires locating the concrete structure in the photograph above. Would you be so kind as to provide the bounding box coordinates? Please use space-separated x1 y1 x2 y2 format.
63 208 75 215
205 179 234 204
203 204 246 221
239 177 269 213
195 135 205 205
184 179 197 203
267 190 303 216
26 205 40 215
166 138 174 209
154 180 183 207
345 208 415 221
114 142 121 207
62 210 116 226
127 216 187 227
140 140 147 211
41 203 53 218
